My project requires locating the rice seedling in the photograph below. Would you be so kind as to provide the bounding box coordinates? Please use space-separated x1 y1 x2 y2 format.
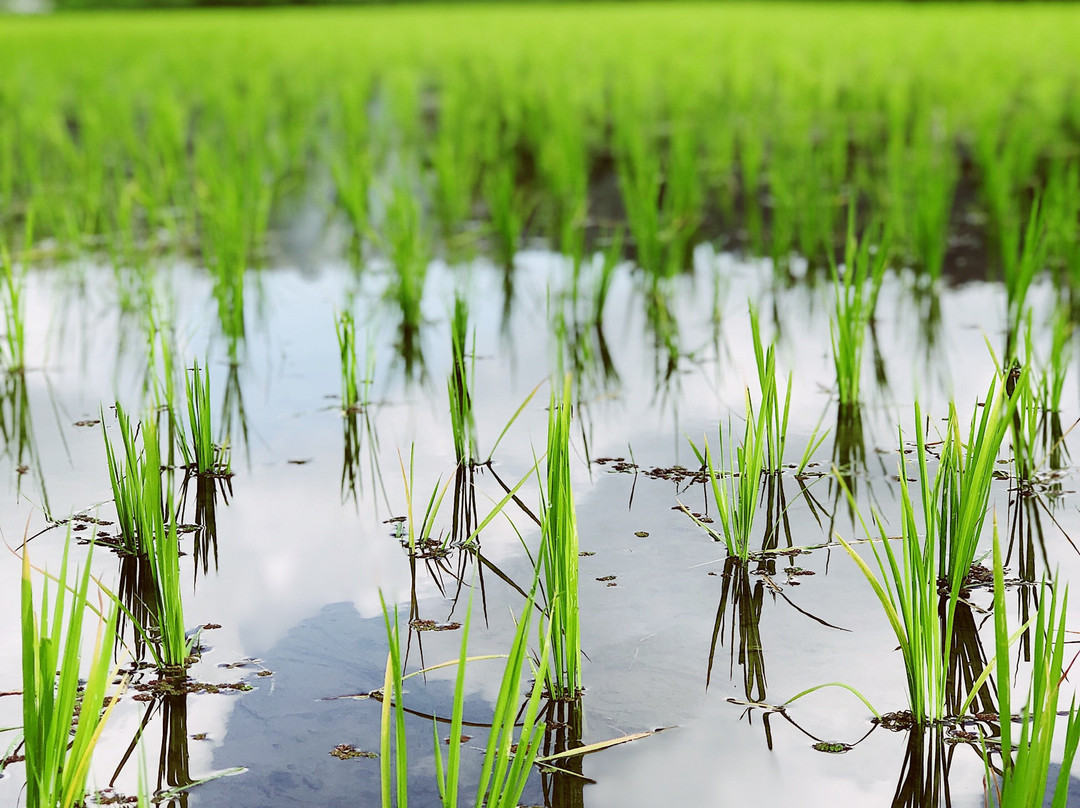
384 179 429 340
481 145 526 270
448 295 478 467
138 416 194 673
335 309 373 414
185 359 229 476
540 375 581 700
430 76 485 238
837 407 964 724
103 403 151 554
379 567 550 808
379 596 408 808
398 446 454 557
328 79 375 255
688 389 769 562
20 536 123 808
830 214 888 408
1001 199 1049 357
1 242 26 375
103 404 192 670
937 373 1023 593
980 533 1080 808
748 304 793 473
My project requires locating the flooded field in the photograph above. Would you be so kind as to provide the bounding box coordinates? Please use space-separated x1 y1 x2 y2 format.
1 4 1079 806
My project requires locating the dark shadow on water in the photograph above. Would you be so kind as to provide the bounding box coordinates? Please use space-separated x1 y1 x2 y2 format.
194 602 544 808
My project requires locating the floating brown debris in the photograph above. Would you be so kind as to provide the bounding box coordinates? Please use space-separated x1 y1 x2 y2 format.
330 744 378 760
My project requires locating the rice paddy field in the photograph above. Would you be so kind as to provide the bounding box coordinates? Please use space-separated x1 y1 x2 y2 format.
2 2 1080 805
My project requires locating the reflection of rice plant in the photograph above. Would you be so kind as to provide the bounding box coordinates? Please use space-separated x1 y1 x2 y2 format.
541 376 581 700
983 533 1080 808
689 389 768 562
448 296 478 466
21 538 122 808
708 557 767 701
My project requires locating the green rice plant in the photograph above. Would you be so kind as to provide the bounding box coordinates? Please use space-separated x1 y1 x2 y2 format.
430 76 485 237
398 445 453 556
983 533 1080 808
481 145 526 269
379 597 408 808
829 213 888 408
147 318 188 471
1 242 26 374
335 309 372 414
21 537 122 808
103 403 149 554
748 304 792 473
937 372 1023 593
540 375 581 700
473 586 551 808
1044 304 1072 415
688 389 769 562
1000 196 1048 357
447 295 478 466
138 416 194 673
911 136 957 283
379 572 550 808
185 359 229 476
837 409 963 724
328 79 374 253
384 179 429 338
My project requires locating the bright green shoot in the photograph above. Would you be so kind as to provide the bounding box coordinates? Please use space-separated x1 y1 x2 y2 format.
378 574 550 808
398 445 453 555
102 403 149 554
447 295 478 466
140 416 194 672
474 583 551 808
829 213 888 407
21 537 122 808
335 309 372 414
541 374 581 699
986 532 1080 808
689 388 769 562
186 359 229 475
1 242 26 374
379 596 408 808
837 407 963 724
748 303 792 472
938 372 1023 593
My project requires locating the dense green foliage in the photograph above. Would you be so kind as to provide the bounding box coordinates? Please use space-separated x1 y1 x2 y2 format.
2 3 1079 298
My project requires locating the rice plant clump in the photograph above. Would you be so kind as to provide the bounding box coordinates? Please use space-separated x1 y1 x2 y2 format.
689 389 769 561
541 375 581 700
447 295 478 466
839 405 964 724
984 532 1080 807
21 538 122 808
